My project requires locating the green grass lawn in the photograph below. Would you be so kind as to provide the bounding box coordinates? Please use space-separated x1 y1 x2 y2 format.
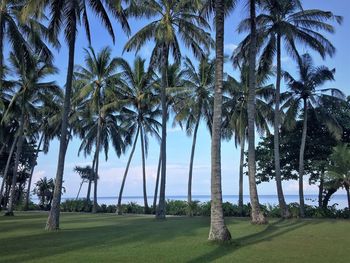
0 212 349 263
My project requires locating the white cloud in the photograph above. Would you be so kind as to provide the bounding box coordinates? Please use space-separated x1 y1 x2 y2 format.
224 43 238 53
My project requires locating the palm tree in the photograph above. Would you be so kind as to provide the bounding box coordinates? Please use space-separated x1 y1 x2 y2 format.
112 56 161 214
223 64 274 216
73 165 95 200
125 0 212 219
2 51 60 216
173 56 214 206
235 0 342 218
22 0 130 229
75 46 129 213
283 53 344 217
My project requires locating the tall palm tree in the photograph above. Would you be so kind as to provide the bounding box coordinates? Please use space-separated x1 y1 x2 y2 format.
112 56 161 214
2 52 60 215
236 0 342 218
23 0 130 229
125 0 212 219
283 53 344 217
75 46 129 213
174 56 214 205
223 65 274 216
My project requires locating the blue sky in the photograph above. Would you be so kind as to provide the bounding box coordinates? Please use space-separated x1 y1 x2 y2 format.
29 0 350 199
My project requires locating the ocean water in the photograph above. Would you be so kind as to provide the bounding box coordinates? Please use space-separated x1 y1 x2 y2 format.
45 194 348 209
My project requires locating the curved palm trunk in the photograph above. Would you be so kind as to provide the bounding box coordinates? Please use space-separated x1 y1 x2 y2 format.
46 33 76 231
24 133 44 210
0 137 18 209
76 180 84 200
247 0 266 224
140 126 149 213
6 111 25 215
188 111 201 205
298 99 308 218
274 34 290 218
92 115 102 213
153 148 162 213
117 127 140 215
208 0 231 241
156 43 169 219
238 132 245 216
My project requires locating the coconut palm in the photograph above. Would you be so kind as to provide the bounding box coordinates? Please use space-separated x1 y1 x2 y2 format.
282 53 344 217
223 63 274 216
73 165 95 201
235 0 342 218
174 56 214 205
23 0 129 229
125 0 212 219
112 57 161 214
74 46 129 213
2 52 60 215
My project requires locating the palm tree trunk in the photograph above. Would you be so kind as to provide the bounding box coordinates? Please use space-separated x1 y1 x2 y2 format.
92 115 101 213
208 0 231 241
76 180 84 200
247 0 266 225
0 17 4 91
24 133 44 210
188 111 201 205
156 43 169 219
153 148 161 213
274 33 290 218
46 32 76 231
298 99 308 218
86 156 96 203
318 171 324 208
0 136 18 209
238 132 245 216
345 184 350 215
140 126 149 213
117 127 140 215
6 111 25 215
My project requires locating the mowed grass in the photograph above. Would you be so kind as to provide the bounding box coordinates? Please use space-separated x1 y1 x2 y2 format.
0 212 349 263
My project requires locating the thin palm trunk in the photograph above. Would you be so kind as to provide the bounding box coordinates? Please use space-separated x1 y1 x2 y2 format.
76 180 84 200
156 43 169 219
0 16 3 91
117 127 140 215
298 99 308 218
0 136 18 209
92 114 101 213
24 133 44 210
345 184 350 214
318 171 324 208
153 148 161 213
6 111 25 215
238 132 245 215
274 34 290 218
140 126 149 213
247 0 266 224
188 111 201 204
208 0 231 241
86 156 96 203
46 32 76 231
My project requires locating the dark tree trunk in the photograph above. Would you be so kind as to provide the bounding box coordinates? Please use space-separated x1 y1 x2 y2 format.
140 126 149 213
117 127 139 215
247 0 267 224
274 34 290 218
92 114 101 213
24 133 44 210
322 187 337 209
153 147 162 213
0 137 18 209
7 111 25 215
188 111 201 204
87 156 96 203
318 172 324 208
298 99 308 218
76 180 84 200
208 0 231 241
238 132 245 216
345 184 350 214
0 17 4 91
156 43 169 219
46 32 76 231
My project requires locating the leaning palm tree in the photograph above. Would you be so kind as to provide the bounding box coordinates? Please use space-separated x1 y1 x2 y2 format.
235 0 342 218
112 57 161 214
125 0 213 219
282 53 344 217
2 52 60 216
73 165 95 200
74 46 129 213
174 56 214 205
23 0 130 229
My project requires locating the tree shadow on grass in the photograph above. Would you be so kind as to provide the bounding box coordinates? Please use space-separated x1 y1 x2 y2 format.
187 219 321 263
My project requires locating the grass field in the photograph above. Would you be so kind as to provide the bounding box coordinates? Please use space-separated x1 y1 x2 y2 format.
0 212 349 263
